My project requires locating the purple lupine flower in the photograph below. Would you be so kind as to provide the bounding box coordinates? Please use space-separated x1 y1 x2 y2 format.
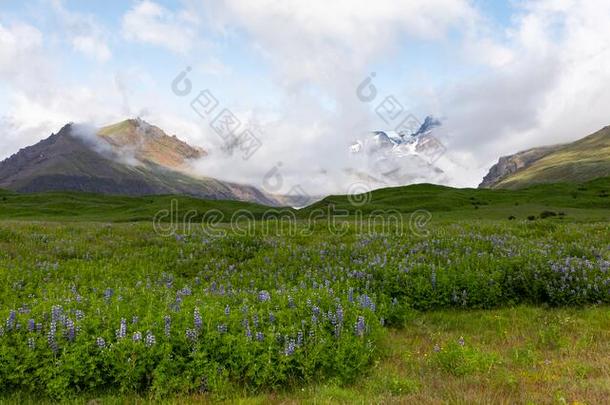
245 327 252 340
269 312 276 324
131 316 139 325
6 310 16 331
348 288 354 303
256 331 264 342
96 337 106 349
336 305 344 324
145 331 156 347
48 321 58 353
217 324 227 333
132 331 142 342
284 338 296 356
252 314 259 328
258 290 271 302
297 331 303 347
75 310 85 321
185 328 197 342
354 316 365 337
287 296 295 308
27 319 35 332
458 336 465 346
194 307 202 330
164 315 171 338
224 305 230 316
116 318 127 340
51 305 63 323
65 318 76 342
359 295 376 311
104 288 114 301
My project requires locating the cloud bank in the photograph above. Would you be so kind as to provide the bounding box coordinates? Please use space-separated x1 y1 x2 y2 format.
1 0 610 196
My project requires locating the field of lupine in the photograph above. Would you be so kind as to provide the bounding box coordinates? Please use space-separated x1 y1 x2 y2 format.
0 218 609 401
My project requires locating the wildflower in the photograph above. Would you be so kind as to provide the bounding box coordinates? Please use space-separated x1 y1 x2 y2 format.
116 318 127 340
336 304 344 324
28 337 36 350
287 295 295 308
297 331 303 347
269 312 276 324
6 310 16 331
96 337 106 349
185 328 198 342
354 316 365 337
458 336 465 346
217 324 227 333
164 315 171 338
48 321 58 353
104 288 114 301
284 338 296 356
258 290 271 302
27 319 35 332
75 310 85 321
65 318 76 342
51 305 63 323
131 316 139 325
132 331 142 342
224 305 230 316
252 314 259 328
359 295 376 311
145 331 156 347
433 344 441 353
194 307 202 330
256 331 264 342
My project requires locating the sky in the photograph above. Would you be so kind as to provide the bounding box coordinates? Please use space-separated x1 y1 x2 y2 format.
1 0 610 196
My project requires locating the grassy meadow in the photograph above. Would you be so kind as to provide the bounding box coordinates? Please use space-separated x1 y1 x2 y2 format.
0 179 609 403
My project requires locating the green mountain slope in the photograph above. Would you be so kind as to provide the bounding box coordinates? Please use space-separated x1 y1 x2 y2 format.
480 126 610 189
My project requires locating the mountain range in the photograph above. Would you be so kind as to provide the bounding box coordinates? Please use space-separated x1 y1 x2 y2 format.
480 125 610 189
0 119 280 205
1 117 609 205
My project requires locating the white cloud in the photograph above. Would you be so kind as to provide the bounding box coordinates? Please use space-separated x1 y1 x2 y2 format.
72 35 111 62
3 0 610 194
122 1 198 53
49 0 112 62
0 21 43 76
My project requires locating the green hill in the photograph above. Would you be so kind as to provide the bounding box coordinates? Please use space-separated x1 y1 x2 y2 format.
481 126 610 189
0 177 608 223
301 177 610 220
0 191 276 222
